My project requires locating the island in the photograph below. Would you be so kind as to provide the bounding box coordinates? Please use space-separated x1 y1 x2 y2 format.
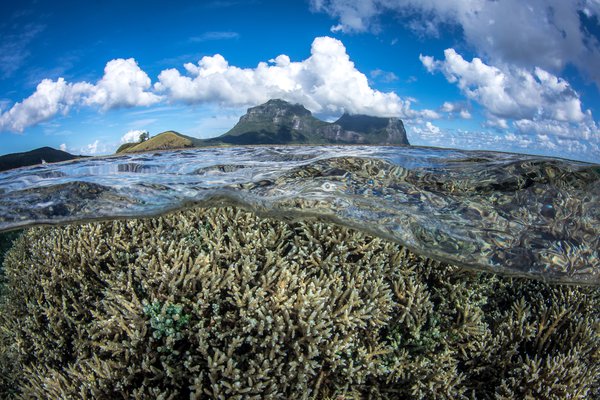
117 99 409 153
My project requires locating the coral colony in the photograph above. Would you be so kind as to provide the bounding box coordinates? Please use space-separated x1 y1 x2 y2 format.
1 207 598 398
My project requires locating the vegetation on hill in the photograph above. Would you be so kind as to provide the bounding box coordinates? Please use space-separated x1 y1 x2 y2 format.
115 142 138 153
116 131 198 153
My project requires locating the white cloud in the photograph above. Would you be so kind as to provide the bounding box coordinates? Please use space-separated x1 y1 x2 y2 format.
421 49 589 124
311 0 382 33
504 132 534 148
0 78 93 132
536 134 557 150
440 101 471 119
1 37 437 133
440 102 454 113
411 121 441 138
513 118 598 142
459 109 471 119
59 143 67 152
310 0 600 87
84 58 161 111
120 129 147 144
78 139 114 156
84 140 100 155
484 116 509 130
0 58 160 132
370 68 399 82
155 36 434 118
423 48 599 160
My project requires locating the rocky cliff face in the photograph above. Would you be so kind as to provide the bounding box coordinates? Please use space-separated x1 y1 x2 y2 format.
220 99 410 146
238 99 312 124
315 113 408 145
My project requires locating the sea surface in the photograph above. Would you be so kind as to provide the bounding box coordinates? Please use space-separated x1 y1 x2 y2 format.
0 145 598 285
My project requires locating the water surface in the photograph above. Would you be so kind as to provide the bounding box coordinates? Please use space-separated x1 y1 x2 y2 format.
0 145 598 285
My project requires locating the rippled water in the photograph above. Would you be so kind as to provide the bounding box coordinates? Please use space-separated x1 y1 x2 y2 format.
0 145 598 285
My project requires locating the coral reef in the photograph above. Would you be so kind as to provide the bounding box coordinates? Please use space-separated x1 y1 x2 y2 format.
0 206 598 399
0 229 21 271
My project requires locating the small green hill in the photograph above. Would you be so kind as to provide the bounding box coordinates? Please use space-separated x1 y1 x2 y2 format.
116 131 200 154
115 142 138 154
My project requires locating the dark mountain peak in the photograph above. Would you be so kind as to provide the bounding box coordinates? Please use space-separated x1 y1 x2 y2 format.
36 146 57 152
241 99 312 122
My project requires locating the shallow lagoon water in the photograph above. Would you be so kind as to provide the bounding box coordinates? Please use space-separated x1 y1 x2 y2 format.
0 145 598 285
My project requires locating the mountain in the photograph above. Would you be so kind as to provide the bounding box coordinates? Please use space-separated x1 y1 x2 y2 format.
0 147 81 172
116 99 409 153
204 99 409 146
332 113 408 144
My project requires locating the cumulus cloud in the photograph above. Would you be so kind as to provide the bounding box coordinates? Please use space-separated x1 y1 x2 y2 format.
120 129 147 144
78 139 115 156
84 58 161 111
440 101 471 119
0 78 93 132
421 49 589 124
0 58 160 132
411 121 441 139
484 117 509 130
84 140 100 155
419 47 600 160
370 68 399 82
311 0 600 86
504 130 598 159
59 143 67 152
421 48 599 160
513 118 598 142
155 36 432 118
0 37 433 133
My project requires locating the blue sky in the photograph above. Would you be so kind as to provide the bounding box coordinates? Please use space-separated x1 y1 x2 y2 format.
0 0 599 162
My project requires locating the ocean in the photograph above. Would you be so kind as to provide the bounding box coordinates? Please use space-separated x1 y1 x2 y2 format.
0 145 598 398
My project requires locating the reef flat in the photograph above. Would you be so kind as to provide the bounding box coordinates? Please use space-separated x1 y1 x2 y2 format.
0 145 598 285
0 206 598 399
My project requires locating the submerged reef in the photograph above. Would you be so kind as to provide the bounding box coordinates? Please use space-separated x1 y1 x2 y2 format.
0 206 598 399
0 230 21 270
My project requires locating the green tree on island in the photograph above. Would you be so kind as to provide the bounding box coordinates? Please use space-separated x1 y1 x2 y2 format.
139 131 150 142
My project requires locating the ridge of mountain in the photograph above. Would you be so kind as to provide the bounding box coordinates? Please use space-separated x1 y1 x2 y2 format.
201 99 409 146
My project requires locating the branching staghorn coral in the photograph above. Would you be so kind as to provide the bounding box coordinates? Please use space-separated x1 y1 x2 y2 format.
0 206 598 399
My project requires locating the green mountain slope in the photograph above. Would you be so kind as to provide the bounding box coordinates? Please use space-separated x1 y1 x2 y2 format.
116 131 201 154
